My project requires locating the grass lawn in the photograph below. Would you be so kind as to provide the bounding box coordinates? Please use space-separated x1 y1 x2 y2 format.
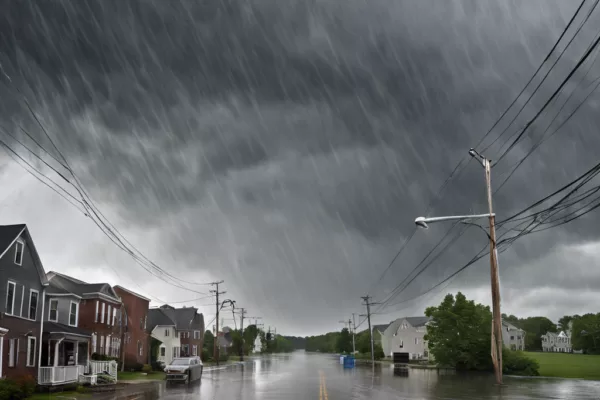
524 352 600 380
117 371 166 381
29 392 90 399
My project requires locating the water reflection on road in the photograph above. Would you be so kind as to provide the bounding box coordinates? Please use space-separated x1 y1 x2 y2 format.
157 352 600 399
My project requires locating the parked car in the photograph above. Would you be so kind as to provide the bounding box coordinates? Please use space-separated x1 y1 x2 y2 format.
165 356 203 385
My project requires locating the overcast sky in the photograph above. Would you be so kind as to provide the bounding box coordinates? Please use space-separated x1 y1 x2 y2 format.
0 0 599 336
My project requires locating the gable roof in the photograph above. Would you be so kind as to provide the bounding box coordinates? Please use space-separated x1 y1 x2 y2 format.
147 306 204 331
0 224 49 286
405 317 431 328
148 308 176 328
46 271 120 302
113 285 151 302
373 324 390 333
502 320 524 331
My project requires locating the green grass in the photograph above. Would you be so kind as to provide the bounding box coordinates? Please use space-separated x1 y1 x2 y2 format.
29 392 90 399
117 371 166 381
524 352 600 380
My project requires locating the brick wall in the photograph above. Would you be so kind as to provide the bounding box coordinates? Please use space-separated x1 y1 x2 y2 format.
1 315 40 380
113 287 149 367
78 298 121 356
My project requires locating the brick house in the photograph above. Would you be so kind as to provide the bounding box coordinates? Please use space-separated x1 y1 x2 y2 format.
46 272 122 359
113 285 150 368
0 225 49 381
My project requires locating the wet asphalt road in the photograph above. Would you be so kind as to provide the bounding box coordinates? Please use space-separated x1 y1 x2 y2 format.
158 352 600 400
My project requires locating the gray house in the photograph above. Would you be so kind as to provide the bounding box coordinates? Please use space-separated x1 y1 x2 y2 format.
501 320 526 351
381 317 431 360
38 276 93 385
0 224 49 381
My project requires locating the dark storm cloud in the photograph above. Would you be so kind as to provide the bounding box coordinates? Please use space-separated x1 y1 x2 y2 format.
0 0 598 332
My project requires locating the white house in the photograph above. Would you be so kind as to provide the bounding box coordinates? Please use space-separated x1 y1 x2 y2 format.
380 317 431 360
542 321 573 353
253 335 262 353
501 321 526 351
147 308 181 366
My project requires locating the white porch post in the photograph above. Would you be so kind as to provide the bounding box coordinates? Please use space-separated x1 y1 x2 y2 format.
53 338 64 367
0 336 4 378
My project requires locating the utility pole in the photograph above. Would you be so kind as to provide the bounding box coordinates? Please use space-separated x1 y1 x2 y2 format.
350 316 356 355
361 296 378 363
210 280 225 366
470 148 503 385
239 308 247 361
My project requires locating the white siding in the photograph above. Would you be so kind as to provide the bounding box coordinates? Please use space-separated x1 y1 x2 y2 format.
151 325 180 365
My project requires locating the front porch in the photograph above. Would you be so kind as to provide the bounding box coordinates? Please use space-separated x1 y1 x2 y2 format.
39 322 117 386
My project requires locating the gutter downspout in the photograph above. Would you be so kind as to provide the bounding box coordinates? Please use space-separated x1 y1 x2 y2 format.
38 287 47 381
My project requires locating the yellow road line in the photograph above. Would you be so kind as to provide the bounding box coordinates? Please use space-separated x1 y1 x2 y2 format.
319 371 329 400
319 370 323 400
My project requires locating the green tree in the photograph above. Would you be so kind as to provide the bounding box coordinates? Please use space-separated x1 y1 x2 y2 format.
519 317 557 351
558 315 575 332
356 330 371 354
336 328 353 354
424 292 493 371
572 313 600 354
203 330 214 352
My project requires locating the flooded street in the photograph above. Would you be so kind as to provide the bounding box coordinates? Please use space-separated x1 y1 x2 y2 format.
157 352 600 399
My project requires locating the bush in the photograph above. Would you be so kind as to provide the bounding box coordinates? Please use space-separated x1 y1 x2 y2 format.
125 362 144 372
503 349 540 376
219 353 229 362
15 375 35 398
141 364 152 373
0 379 23 400
151 361 164 371
201 348 211 362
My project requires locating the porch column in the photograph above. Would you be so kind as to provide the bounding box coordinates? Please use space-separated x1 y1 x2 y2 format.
53 338 64 367
0 336 3 378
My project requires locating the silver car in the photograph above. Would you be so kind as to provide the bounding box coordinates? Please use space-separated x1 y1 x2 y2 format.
165 356 203 385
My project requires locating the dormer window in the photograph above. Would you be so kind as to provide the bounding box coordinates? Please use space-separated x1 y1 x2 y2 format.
14 240 24 265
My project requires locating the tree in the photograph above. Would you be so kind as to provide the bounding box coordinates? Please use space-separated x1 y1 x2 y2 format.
356 330 371 354
424 292 493 371
203 330 214 352
572 313 600 354
558 315 575 332
336 328 353 354
519 317 557 351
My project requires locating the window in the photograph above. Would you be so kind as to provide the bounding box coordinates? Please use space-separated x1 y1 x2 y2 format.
192 345 198 356
165 329 170 337
113 308 117 326
144 316 147 330
6 281 16 315
182 344 189 356
49 299 58 322
95 301 99 322
414 338 419 345
28 290 38 320
99 335 104 353
175 331 179 338
140 317 144 329
138 340 143 356
194 331 200 340
69 301 78 327
160 347 166 357
105 335 110 355
399 340 404 348
172 347 179 359
101 303 105 323
107 305 112 326
14 239 24 265
26 337 36 367
92 334 97 354
510 336 515 341
8 338 17 367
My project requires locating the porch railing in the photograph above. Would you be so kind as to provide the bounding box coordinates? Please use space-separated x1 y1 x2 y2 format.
38 365 85 385
89 360 118 379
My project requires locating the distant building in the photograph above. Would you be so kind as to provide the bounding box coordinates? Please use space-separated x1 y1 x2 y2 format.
380 317 431 360
542 321 573 353
501 320 526 351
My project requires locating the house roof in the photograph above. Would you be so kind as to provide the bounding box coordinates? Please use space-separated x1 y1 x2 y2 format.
0 224 49 286
147 306 204 331
148 308 176 328
502 320 524 331
384 316 431 335
46 271 120 302
44 322 92 337
113 285 151 302
373 324 390 333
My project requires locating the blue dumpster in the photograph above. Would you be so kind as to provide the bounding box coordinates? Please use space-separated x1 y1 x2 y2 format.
343 355 355 369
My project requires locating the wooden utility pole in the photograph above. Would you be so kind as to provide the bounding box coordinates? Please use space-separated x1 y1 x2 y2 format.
352 314 357 354
361 296 377 363
484 158 503 385
210 281 225 366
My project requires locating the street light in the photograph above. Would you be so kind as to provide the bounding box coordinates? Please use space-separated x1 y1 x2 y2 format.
414 148 504 385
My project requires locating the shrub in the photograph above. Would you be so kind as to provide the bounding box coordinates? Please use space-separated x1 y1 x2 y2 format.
141 364 152 373
219 353 229 362
0 379 23 400
201 348 211 362
125 362 144 372
151 361 164 371
502 349 540 376
15 375 35 398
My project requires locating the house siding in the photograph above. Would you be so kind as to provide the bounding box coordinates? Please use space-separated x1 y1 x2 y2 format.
383 319 430 360
78 298 121 357
501 322 526 351
151 326 180 366
113 286 149 367
0 234 46 380
44 296 80 326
